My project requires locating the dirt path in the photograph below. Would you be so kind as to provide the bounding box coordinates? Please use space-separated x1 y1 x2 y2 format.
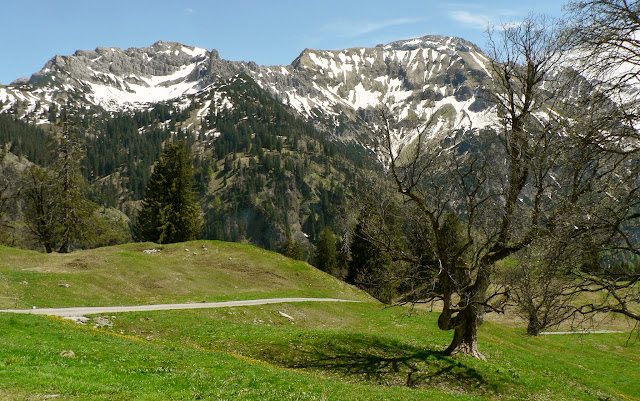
0 298 360 317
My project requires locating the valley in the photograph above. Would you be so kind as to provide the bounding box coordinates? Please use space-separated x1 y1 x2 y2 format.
1 5 640 398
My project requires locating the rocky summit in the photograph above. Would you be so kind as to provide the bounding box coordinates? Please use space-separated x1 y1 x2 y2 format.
2 41 210 113
258 35 496 147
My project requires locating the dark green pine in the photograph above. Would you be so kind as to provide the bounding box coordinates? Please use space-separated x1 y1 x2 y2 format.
135 141 202 244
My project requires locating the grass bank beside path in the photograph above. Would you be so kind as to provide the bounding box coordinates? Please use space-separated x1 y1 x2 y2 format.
104 301 640 401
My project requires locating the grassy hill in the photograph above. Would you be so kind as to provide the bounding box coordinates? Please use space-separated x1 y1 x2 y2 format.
0 241 370 309
0 242 639 400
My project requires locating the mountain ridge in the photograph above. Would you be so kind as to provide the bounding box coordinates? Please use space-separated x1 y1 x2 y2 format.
0 34 632 257
0 35 499 149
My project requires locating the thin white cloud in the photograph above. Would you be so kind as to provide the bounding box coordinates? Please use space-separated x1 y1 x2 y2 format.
323 18 426 38
448 11 493 30
186 8 195 14
447 6 523 31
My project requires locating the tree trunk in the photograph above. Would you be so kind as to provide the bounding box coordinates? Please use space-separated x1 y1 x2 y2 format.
444 306 486 360
527 313 542 336
44 243 52 253
58 233 70 254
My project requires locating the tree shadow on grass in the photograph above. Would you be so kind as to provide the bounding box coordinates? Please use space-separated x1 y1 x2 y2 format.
268 334 493 393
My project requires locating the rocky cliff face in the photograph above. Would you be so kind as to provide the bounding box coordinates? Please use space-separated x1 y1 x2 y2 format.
8 41 211 112
0 36 500 150
275 36 492 117
250 35 497 149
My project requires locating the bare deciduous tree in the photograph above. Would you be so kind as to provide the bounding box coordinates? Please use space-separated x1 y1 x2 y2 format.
566 0 640 90
497 243 577 335
563 0 640 324
377 15 640 358
23 166 57 253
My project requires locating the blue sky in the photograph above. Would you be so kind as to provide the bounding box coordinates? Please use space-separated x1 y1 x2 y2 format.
0 0 565 84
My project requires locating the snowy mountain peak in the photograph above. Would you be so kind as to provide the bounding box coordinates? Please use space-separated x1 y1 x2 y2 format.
1 36 500 152
252 35 496 149
7 41 214 112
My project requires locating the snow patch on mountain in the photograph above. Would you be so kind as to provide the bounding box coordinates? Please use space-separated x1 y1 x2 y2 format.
0 88 9 105
247 35 499 148
85 62 204 110
179 46 208 58
348 83 381 109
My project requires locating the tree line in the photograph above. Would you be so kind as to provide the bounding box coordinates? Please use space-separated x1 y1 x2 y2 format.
0 74 377 254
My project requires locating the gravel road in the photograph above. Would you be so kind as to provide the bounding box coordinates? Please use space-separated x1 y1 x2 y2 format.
539 330 624 335
0 298 360 317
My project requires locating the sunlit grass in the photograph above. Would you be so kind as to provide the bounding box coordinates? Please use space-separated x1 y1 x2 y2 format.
103 302 639 400
0 313 476 400
1 242 638 400
0 241 370 309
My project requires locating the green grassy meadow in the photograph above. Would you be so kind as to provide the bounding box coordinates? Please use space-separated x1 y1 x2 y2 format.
0 241 370 309
0 241 639 400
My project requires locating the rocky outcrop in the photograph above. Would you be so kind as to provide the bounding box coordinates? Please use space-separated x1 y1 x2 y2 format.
242 35 498 146
30 41 209 86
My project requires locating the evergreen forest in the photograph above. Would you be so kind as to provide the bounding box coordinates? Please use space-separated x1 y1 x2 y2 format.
0 75 379 257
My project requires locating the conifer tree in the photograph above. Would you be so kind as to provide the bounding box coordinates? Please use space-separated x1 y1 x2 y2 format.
313 226 337 275
54 122 97 253
280 236 305 260
135 141 202 244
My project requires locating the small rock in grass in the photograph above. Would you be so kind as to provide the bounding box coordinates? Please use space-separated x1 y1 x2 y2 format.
278 311 295 321
93 316 113 328
64 316 89 324
58 283 71 288
59 350 75 358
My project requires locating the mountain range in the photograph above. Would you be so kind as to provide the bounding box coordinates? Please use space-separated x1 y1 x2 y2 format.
0 35 514 251
0 36 498 151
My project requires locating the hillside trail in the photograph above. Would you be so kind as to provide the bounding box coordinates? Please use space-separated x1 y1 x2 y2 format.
0 297 360 318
